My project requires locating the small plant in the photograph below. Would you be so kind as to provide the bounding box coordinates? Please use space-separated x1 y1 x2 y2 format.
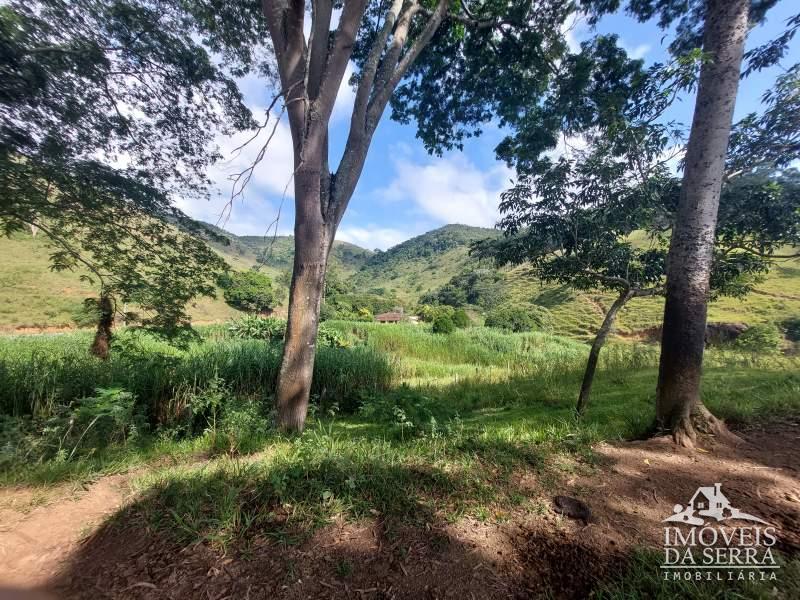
68 388 138 456
734 323 783 355
189 376 229 438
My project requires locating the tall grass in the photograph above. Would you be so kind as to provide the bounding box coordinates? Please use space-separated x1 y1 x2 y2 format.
2 321 795 420
327 321 591 380
0 330 392 419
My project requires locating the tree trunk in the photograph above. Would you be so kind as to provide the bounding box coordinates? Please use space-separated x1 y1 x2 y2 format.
655 0 749 447
90 293 114 360
576 289 633 416
274 165 332 432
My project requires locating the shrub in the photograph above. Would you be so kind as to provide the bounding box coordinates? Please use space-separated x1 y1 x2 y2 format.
227 317 348 348
213 398 272 455
228 316 285 341
432 314 455 334
780 317 800 342
484 304 552 332
0 387 141 467
452 308 470 328
359 386 458 439
734 324 783 355
219 270 277 313
417 304 454 323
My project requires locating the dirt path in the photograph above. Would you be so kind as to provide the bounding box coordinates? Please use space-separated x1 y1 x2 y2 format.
0 475 131 590
0 422 798 599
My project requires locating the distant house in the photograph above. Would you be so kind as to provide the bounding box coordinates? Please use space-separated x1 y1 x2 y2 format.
375 311 404 323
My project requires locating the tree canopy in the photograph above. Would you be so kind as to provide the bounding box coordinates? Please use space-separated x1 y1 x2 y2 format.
0 0 259 339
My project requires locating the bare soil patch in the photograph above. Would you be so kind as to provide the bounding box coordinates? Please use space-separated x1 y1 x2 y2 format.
0 421 797 599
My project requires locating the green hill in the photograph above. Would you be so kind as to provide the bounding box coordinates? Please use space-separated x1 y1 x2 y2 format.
351 225 502 301
1 222 798 338
194 222 373 276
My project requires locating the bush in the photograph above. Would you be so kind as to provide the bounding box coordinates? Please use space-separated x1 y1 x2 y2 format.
214 398 272 456
781 317 800 342
432 314 455 334
227 317 350 349
734 324 783 354
359 386 459 439
0 387 141 467
228 316 285 341
484 304 552 333
452 308 470 328
417 304 454 323
219 270 277 313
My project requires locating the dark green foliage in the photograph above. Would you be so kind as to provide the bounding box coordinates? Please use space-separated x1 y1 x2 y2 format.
417 304 455 324
0 387 141 467
185 376 271 455
226 316 350 348
485 305 552 333
432 314 456 335
0 0 249 338
422 283 468 308
781 317 800 342
220 271 277 313
321 265 402 320
421 269 506 309
734 324 783 355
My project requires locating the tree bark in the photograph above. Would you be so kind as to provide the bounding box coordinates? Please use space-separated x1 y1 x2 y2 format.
655 0 749 447
274 166 332 432
90 293 114 360
576 289 633 416
263 0 449 432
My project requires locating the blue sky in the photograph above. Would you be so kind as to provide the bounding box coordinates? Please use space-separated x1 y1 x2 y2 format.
178 2 799 250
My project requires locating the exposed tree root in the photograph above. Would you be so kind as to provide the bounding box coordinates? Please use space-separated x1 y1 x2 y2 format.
652 404 745 449
690 403 745 446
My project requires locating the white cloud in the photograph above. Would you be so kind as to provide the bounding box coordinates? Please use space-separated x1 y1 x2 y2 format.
547 133 590 161
379 153 513 228
621 40 651 60
336 226 411 250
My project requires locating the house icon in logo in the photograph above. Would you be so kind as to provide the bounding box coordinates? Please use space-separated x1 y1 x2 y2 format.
663 483 768 526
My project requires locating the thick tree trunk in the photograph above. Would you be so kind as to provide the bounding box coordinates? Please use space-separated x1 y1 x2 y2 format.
655 0 749 447
274 166 332 432
576 289 633 416
90 293 114 360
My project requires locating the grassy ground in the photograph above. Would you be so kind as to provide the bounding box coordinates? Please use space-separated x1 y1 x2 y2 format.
1 321 798 597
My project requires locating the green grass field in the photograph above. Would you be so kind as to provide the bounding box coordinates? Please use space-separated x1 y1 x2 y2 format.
1 317 798 597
